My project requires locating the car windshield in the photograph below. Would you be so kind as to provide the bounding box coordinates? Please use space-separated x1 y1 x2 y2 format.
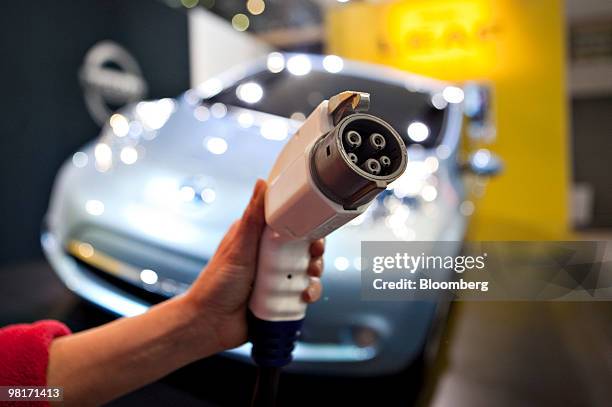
206 68 447 147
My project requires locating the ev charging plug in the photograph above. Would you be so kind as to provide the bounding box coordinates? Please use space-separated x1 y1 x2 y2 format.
248 91 407 406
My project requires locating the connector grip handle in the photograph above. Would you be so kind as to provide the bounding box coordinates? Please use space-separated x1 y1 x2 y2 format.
249 226 311 322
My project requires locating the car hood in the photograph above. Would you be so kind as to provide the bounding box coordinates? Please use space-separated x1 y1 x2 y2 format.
142 100 290 184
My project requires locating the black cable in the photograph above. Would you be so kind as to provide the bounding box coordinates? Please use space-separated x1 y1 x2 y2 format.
251 366 281 407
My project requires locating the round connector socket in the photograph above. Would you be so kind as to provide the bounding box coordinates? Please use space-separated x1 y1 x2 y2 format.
369 133 386 150
345 130 362 150
379 155 391 168
311 113 407 209
361 158 381 175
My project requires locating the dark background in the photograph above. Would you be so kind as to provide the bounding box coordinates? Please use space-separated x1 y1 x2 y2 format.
0 0 190 265
572 96 612 228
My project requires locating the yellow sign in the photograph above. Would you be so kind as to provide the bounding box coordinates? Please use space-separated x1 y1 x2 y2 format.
386 1 499 73
327 0 569 239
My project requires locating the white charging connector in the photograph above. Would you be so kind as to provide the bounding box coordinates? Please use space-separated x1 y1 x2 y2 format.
248 91 408 406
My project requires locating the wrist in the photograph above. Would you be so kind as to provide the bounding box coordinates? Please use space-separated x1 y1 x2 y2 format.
157 295 225 361
180 289 250 352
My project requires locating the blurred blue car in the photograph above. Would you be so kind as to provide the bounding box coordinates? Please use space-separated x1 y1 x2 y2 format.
42 53 495 376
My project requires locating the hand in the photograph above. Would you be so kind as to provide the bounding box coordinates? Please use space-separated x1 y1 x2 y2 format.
184 179 325 351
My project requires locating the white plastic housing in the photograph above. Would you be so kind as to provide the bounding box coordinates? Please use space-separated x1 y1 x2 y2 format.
248 227 312 321
249 101 370 321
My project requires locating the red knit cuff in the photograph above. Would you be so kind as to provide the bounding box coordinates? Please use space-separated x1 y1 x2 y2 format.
0 320 71 388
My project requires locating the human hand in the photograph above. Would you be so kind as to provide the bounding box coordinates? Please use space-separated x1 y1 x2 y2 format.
183 179 325 351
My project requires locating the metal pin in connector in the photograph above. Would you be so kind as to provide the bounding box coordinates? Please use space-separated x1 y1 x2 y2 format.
345 130 362 149
361 158 381 175
379 155 391 168
369 133 386 150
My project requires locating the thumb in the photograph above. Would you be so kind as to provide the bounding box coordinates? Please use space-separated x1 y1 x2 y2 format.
231 179 267 264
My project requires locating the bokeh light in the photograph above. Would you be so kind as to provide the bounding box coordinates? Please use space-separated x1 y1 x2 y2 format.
407 121 430 142
236 82 264 104
232 14 250 31
210 103 227 118
85 199 105 216
442 86 465 104
323 55 344 73
205 136 228 155
247 0 265 15
140 269 159 285
287 55 312 76
266 52 285 73
194 106 210 121
120 146 138 165
109 114 129 137
72 152 88 168
181 0 199 8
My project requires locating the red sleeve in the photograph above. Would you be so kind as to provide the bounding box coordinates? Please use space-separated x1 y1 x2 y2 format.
0 320 71 406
